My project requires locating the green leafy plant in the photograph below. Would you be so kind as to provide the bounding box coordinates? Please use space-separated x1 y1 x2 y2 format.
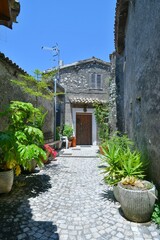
11 70 56 101
0 101 47 174
152 203 160 224
93 102 109 143
100 133 146 186
101 137 122 185
11 69 64 107
0 131 21 175
120 147 145 179
62 124 73 139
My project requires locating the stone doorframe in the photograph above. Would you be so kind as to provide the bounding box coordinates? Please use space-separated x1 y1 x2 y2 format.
72 108 97 145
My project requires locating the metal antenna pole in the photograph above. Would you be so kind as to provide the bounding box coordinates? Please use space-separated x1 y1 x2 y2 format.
42 44 60 141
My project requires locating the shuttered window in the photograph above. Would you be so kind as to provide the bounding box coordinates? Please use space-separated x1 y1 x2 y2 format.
90 73 102 89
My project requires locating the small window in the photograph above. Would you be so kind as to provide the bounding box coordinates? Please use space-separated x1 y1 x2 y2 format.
90 73 102 89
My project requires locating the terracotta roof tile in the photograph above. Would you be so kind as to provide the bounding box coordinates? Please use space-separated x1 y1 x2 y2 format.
0 52 27 74
69 97 107 104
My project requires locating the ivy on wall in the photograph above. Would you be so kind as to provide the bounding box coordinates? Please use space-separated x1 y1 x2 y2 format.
93 102 109 143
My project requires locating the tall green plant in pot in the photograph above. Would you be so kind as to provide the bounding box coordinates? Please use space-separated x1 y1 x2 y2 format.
0 130 21 193
62 124 73 148
100 133 146 201
0 101 47 178
62 125 73 139
118 176 156 223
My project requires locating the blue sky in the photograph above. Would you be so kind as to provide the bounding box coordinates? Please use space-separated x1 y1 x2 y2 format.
0 0 116 75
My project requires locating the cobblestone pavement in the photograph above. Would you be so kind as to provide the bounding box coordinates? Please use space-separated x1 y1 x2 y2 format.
0 146 160 240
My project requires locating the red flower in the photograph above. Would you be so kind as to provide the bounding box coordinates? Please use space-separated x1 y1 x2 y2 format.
44 144 57 158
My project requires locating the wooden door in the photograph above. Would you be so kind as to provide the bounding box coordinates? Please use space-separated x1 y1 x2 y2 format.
76 114 92 145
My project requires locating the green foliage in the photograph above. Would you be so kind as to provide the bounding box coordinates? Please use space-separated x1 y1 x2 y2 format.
0 131 18 168
18 144 45 169
11 69 64 104
100 133 146 186
62 125 73 139
93 103 109 142
7 101 47 130
0 101 47 173
120 148 145 179
152 203 160 225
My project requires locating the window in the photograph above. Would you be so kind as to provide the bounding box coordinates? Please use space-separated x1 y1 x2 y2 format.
90 73 102 89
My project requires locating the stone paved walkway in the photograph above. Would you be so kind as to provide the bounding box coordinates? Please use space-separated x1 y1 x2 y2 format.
0 146 160 240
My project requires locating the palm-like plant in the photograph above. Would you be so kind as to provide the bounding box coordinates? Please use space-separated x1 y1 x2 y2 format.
101 133 146 186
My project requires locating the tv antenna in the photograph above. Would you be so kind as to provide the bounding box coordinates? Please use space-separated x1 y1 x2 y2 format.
42 43 60 65
42 43 60 141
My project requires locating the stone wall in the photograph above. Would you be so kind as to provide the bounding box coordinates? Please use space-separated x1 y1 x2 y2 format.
108 53 117 134
116 1 160 186
0 53 54 139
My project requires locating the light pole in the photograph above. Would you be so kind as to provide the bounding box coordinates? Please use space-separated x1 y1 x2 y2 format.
42 44 60 141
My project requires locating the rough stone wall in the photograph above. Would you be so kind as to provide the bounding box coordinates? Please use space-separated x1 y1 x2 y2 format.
0 55 54 139
108 53 117 134
115 54 125 133
59 61 111 125
116 0 160 186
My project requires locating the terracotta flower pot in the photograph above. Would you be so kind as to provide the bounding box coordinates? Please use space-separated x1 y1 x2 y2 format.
72 137 76 147
68 141 72 148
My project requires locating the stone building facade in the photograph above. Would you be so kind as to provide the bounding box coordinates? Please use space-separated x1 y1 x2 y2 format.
58 57 111 145
0 52 54 138
115 0 160 186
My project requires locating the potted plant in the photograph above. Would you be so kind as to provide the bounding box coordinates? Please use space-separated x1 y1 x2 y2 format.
62 124 73 147
118 176 156 223
0 131 21 193
100 133 145 201
0 101 47 190
43 144 57 162
10 101 47 172
101 132 156 222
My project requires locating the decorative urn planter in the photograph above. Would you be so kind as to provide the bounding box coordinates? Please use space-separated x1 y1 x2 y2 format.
0 169 14 193
118 180 156 223
113 185 120 202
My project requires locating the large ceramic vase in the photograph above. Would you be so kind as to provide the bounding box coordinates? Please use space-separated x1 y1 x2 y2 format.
0 169 14 193
118 181 156 223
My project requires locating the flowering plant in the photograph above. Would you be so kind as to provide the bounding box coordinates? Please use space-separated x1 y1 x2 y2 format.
44 144 57 159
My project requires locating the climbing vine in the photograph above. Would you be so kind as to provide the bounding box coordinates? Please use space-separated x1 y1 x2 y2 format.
93 102 109 143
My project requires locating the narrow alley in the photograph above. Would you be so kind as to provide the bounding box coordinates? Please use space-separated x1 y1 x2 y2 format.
0 146 160 240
